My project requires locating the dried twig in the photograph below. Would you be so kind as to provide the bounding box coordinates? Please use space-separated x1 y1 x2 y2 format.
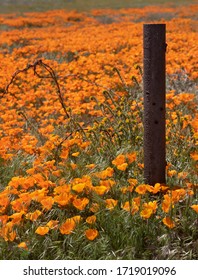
2 59 70 118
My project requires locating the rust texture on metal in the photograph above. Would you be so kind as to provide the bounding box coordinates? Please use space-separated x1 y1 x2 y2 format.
143 24 166 185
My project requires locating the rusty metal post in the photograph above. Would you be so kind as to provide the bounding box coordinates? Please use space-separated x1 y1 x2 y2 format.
143 24 166 185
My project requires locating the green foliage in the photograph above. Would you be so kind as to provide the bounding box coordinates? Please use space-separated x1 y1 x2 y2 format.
0 0 194 14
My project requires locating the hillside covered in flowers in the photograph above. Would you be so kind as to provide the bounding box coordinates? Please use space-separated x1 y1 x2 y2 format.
0 4 197 259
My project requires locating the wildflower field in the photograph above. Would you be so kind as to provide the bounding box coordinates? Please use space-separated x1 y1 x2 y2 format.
0 2 197 260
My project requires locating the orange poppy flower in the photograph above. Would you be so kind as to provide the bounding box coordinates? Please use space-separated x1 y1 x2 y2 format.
8 176 22 189
52 170 61 177
190 152 198 161
122 199 139 215
116 162 128 171
9 211 25 224
187 190 194 196
147 183 161 194
133 197 141 206
100 179 115 188
40 196 54 210
85 163 96 169
171 189 186 203
140 208 153 219
5 229 16 241
18 242 28 250
167 170 177 177
131 202 140 215
0 194 10 211
1 222 16 241
71 215 82 224
191 205 198 213
161 195 173 213
46 220 59 229
95 167 114 179
11 198 30 212
135 184 149 195
162 217 175 229
112 154 126 166
105 198 118 210
126 152 137 163
60 148 69 160
140 201 158 219
71 152 80 157
121 186 129 194
128 178 138 186
35 226 49 235
122 201 130 212
59 219 75 235
54 193 73 206
86 215 97 224
85 229 99 241
70 163 77 170
93 185 108 195
72 197 89 210
72 183 86 193
54 184 71 195
26 210 42 221
178 172 188 179
147 200 158 212
0 215 9 225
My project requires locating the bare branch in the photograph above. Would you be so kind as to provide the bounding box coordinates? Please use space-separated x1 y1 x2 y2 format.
2 59 70 119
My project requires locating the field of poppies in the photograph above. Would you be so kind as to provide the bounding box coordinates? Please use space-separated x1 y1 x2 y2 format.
0 2 197 259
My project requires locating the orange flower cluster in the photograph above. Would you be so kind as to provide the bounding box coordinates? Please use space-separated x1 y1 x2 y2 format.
0 160 197 242
0 4 197 246
112 152 136 171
